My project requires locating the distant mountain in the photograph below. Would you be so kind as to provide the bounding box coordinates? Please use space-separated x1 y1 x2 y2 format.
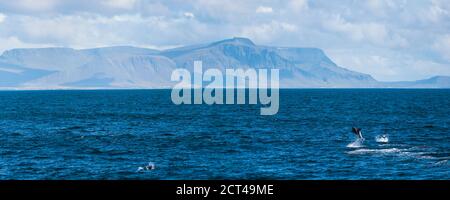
381 76 450 88
0 46 175 89
0 37 448 89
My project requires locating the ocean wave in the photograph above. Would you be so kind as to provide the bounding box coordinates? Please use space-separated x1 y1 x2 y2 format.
347 148 403 155
433 160 449 166
347 146 449 166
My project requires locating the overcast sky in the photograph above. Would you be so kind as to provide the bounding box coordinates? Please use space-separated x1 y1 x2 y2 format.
0 0 449 81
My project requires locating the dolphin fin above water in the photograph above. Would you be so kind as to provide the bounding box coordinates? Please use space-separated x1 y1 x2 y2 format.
352 127 363 139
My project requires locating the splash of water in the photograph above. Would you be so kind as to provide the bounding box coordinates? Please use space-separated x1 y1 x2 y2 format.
375 135 389 143
347 138 365 148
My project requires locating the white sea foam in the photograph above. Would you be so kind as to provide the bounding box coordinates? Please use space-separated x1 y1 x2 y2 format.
346 138 365 148
348 147 447 165
347 148 402 154
433 160 448 166
375 135 389 143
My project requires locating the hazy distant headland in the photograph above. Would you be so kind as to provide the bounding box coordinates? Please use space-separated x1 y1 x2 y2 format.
1 37 449 89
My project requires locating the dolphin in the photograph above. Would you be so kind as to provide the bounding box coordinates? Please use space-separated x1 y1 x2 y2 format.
137 162 155 172
352 127 363 139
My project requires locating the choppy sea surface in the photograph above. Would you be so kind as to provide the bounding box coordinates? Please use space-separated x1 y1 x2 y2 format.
0 89 449 180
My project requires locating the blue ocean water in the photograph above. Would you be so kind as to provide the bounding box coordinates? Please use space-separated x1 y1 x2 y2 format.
0 89 449 180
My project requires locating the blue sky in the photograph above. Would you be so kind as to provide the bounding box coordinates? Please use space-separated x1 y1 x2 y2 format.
0 0 449 81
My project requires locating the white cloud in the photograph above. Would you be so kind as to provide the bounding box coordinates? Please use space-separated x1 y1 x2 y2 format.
328 50 399 81
290 0 308 11
365 0 396 15
328 49 450 81
101 0 136 10
322 14 409 48
241 21 297 43
433 34 450 61
0 13 5 23
0 13 232 51
256 6 273 14
423 0 449 23
0 36 50 54
184 12 195 18
14 0 58 12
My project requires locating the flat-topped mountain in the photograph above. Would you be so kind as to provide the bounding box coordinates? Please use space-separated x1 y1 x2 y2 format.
0 38 448 89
